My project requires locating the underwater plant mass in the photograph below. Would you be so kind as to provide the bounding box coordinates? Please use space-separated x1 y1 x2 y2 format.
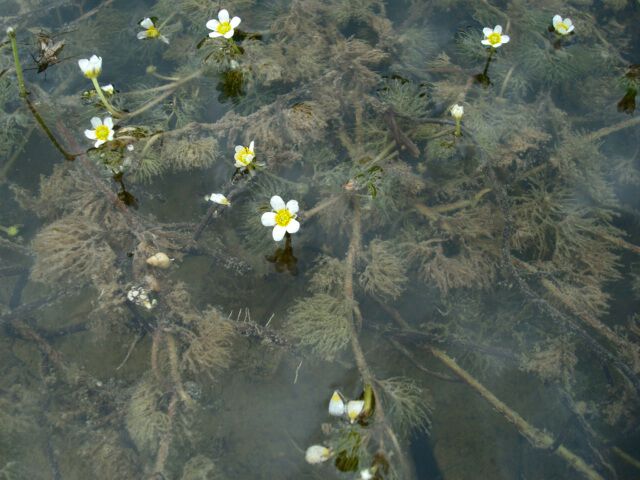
1 0 640 478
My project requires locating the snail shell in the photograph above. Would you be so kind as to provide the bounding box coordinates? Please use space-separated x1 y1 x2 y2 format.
146 252 172 269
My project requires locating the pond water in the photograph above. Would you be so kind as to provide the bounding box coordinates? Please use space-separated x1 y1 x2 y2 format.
1 0 640 479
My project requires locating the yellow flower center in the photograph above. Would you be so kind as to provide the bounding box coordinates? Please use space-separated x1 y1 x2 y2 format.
217 22 232 35
95 125 110 141
85 69 99 79
275 209 292 227
488 32 502 45
238 148 254 165
146 26 160 38
556 22 567 32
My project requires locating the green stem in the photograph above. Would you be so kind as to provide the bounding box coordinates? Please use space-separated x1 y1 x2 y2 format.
482 48 495 77
91 76 123 117
25 98 77 160
454 118 462 137
7 27 27 97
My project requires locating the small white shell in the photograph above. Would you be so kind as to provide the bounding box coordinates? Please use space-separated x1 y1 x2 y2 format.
146 252 172 269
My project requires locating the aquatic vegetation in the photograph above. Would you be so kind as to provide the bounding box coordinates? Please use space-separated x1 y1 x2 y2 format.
77 54 102 79
137 17 170 44
1 0 640 478
552 14 575 35
234 139 255 169
481 25 510 48
206 9 241 40
260 195 300 241
305 444 332 464
206 193 231 205
84 116 114 148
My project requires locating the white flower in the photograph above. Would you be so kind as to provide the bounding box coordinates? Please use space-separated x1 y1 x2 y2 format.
305 445 331 464
206 9 241 39
137 17 169 44
207 193 231 205
101 84 115 95
481 25 510 48
328 390 346 417
450 104 464 120
84 116 114 148
261 196 300 242
346 400 365 423
234 140 255 168
78 54 102 78
552 15 575 35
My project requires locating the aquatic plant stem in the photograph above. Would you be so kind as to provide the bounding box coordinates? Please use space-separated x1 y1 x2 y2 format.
90 76 123 118
385 305 604 480
7 27 77 161
343 198 415 478
7 27 26 97
430 347 605 480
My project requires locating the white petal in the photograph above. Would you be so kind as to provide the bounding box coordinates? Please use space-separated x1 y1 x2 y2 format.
209 193 230 205
209 31 222 38
218 9 229 22
160 35 170 44
328 391 346 416
85 129 97 139
235 145 243 152
501 35 510 44
249 140 254 151
90 117 102 128
234 160 245 168
94 139 105 148
223 29 234 39
566 25 575 33
564 18 573 27
137 30 149 40
305 445 330 464
107 130 114 141
272 225 286 241
261 212 276 226
494 25 502 34
101 84 114 93
481 39 491 46
230 16 241 28
552 15 562 26
90 55 102 68
206 19 219 30
78 58 89 72
346 400 365 422
140 18 154 28
482 27 492 37
103 117 114 129
286 200 299 215
286 219 300 234
270 195 285 211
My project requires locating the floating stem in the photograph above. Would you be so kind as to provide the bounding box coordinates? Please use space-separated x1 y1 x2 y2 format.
90 76 123 117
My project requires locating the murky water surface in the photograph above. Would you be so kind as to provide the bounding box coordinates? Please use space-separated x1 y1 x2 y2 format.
1 0 640 479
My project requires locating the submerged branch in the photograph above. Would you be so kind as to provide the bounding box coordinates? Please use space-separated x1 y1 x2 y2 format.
429 347 605 480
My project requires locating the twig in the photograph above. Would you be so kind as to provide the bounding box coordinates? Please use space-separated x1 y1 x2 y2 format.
116 333 143 371
428 347 605 480
586 116 640 141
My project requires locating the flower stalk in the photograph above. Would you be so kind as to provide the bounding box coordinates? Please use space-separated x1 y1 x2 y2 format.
7 27 27 98
90 76 123 118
